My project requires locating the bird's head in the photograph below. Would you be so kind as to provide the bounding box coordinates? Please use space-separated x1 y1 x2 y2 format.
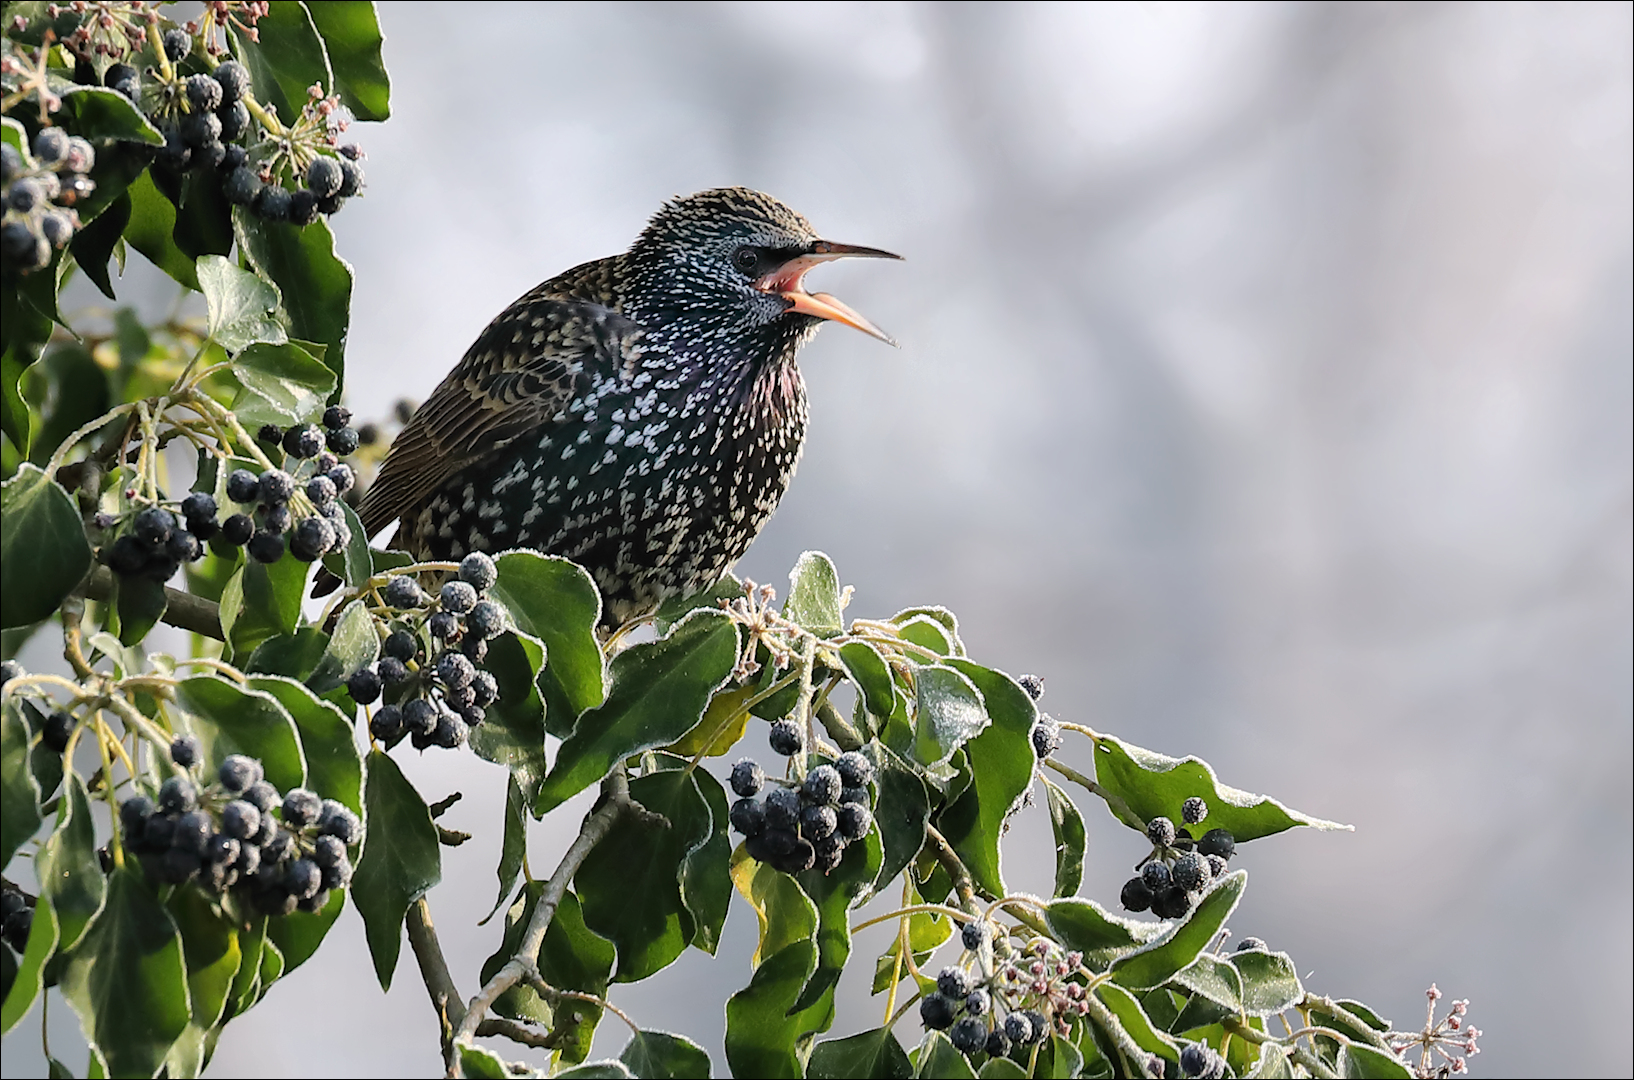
628 187 899 346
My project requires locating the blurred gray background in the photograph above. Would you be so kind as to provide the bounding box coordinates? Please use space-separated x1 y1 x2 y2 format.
6 1 1631 1076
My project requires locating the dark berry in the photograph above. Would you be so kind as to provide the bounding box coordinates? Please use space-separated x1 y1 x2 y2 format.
221 513 254 546
767 719 802 757
315 192 345 216
919 992 957 1031
439 580 477 614
1236 937 1268 952
0 221 44 269
208 835 240 867
337 157 365 197
318 800 361 844
217 99 250 141
155 127 191 170
729 797 765 836
1121 876 1154 912
799 804 836 840
218 753 261 793
456 552 498 592
965 988 990 1016
1172 851 1211 891
840 785 871 809
185 73 222 112
370 704 405 742
163 28 192 61
950 1018 987 1054
460 635 489 663
383 576 426 608
1140 861 1170 890
327 463 356 493
384 629 419 661
467 600 506 639
284 424 324 458
172 810 213 855
226 468 260 503
984 1029 1011 1058
166 530 201 562
1017 673 1045 700
119 795 154 837
5 178 42 213
1030 714 1062 758
265 506 295 537
105 62 139 92
1197 829 1235 861
470 670 498 706
261 827 294 864
181 110 222 149
1206 854 1229 878
836 802 872 840
427 612 457 639
304 477 338 510
105 534 149 576
0 659 20 690
937 966 972 999
960 920 988 951
1182 797 1208 826
320 856 352 891
1020 1011 1048 1045
254 184 291 222
1152 886 1191 919
321 405 351 430
1146 817 1177 848
323 423 359 455
133 507 176 545
812 833 844 872
288 188 319 226
142 813 176 850
347 667 382 705
281 788 322 828
39 212 74 248
290 515 337 561
403 699 437 736
432 711 468 749
258 469 294 504
305 156 343 199
773 836 815 875
169 734 201 767
42 710 75 752
285 858 322 899
1003 1012 1034 1045
32 127 69 164
435 651 475 689
729 759 764 798
221 800 261 840
764 787 800 830
1180 1043 1216 1078
834 751 874 788
181 492 217 525
158 846 200 884
213 61 250 103
257 424 284 445
378 657 408 686
802 764 841 805
247 530 285 563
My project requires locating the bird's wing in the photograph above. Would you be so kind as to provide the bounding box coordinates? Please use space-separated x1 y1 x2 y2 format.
355 285 644 540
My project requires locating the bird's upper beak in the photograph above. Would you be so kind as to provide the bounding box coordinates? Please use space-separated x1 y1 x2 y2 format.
755 240 901 346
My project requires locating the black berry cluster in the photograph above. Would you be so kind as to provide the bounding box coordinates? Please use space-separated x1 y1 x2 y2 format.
1180 1041 1226 1078
729 750 875 876
360 552 507 752
0 658 20 691
922 939 1090 1063
120 735 359 916
1 882 33 954
1119 801 1237 919
1 126 96 273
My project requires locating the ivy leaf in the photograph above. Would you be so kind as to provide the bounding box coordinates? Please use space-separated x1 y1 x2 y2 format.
1035 1034 1086 1078
936 660 1036 897
488 551 605 739
838 641 894 719
56 86 163 144
219 554 310 658
0 698 41 870
536 610 736 814
557 1063 635 1079
866 742 930 896
457 1044 510 1080
1167 954 1243 1014
913 1033 976 1080
680 767 732 955
59 868 191 1080
1248 1044 1296 1078
618 1030 712 1079
724 940 834 1080
478 886 613 1063
653 573 741 636
1 464 93 630
975 1058 1027 1078
174 675 307 793
110 573 166 647
1042 777 1086 897
304 598 378 695
730 850 817 968
249 675 364 816
808 1026 912 1078
20 700 63 806
319 499 372 588
229 1 332 125
1090 736 1350 842
266 886 344 977
577 768 712 982
223 916 267 1023
896 615 953 657
303 1 391 121
1109 871 1247 990
123 170 199 289
1336 1045 1413 1078
482 773 527 923
793 824 883 1012
229 340 336 428
785 550 843 635
1045 897 1167 972
233 210 353 391
245 628 330 682
67 190 131 300
911 664 988 768
196 254 286 353
35 774 105 952
0 890 55 1035
352 750 440 989
1230 948 1304 1018
891 606 964 656
162 888 243 1078
468 630 549 807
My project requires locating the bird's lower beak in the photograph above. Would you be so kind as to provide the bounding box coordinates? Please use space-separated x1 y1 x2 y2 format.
756 240 901 346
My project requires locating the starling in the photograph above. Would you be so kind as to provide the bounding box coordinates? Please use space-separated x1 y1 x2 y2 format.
354 188 897 624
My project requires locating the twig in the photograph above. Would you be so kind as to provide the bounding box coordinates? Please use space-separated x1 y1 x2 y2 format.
405 897 466 1062
83 567 225 641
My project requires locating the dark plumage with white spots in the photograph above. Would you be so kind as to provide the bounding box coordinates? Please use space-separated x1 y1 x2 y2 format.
355 188 897 625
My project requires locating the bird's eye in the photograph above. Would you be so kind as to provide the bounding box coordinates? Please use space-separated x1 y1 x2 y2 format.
732 246 760 275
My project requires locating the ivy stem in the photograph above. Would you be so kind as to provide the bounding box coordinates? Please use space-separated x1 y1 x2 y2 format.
881 877 910 1025
793 634 817 780
1223 1016 1340 1079
44 402 137 478
1082 987 1163 1078
529 983 640 1035
924 824 981 917
1042 757 1141 830
449 766 641 1052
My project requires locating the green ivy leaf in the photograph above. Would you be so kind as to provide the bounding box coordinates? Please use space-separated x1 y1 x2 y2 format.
59 868 191 1080
249 675 364 817
197 254 287 353
1035 1034 1085 1078
319 499 371 588
1167 954 1243 1015
478 886 613 1063
458 1044 510 1079
1248 1044 1295 1078
891 606 963 655
1336 1044 1413 1078
36 774 105 952
536 610 736 814
303 1 391 121
785 550 843 635
56 86 163 145
1230 948 1303 1018
174 675 307 793
793 823 883 1012
305 598 378 695
220 552 310 658
577 768 713 981
730 851 817 968
937 660 1036 897
808 1026 912 1078
1045 897 1167 972
1110 871 1247 990
2 345 35 455
838 641 894 720
123 170 199 289
67 190 131 300
1042 777 1086 898
911 664 987 769
0 698 41 869
20 700 63 807
724 940 834 1080
482 773 528 923
1090 736 1350 842
24 342 111 470
230 340 337 428
468 630 549 806
975 1057 1027 1078
266 886 344 977
0 890 55 1035
896 615 952 657
162 888 242 1078
488 551 605 738
653 573 741 636
1 464 93 629
866 742 930 896
223 916 267 1023
680 767 732 955
111 572 166 646
245 628 330 682
352 749 440 989
231 1 332 124
557 1063 635 1079
618 1030 712 1079
913 1033 976 1080
233 210 353 391
1306 999 1398 1054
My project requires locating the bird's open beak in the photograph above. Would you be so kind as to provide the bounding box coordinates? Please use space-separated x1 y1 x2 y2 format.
756 240 901 346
